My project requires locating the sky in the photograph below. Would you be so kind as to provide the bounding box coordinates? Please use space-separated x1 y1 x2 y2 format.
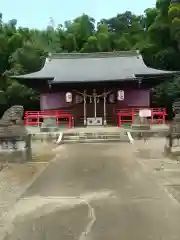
1 0 156 29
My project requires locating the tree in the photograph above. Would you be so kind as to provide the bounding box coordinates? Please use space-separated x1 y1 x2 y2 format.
0 2 180 115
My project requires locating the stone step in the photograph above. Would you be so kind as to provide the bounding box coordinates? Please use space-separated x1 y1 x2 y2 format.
62 132 129 143
63 134 126 140
31 131 129 143
62 138 129 144
31 128 168 142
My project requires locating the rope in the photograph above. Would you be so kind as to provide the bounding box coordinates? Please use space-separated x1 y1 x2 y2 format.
73 89 113 98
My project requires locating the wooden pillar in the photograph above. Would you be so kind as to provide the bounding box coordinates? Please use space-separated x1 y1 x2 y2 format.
104 89 107 125
83 90 87 126
93 89 97 118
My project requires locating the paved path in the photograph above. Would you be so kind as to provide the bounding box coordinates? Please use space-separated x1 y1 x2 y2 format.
2 143 180 240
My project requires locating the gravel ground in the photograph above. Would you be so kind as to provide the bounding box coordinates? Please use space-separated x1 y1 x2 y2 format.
0 142 59 223
0 163 46 219
134 137 180 203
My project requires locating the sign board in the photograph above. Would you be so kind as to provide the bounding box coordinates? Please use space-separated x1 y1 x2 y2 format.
109 94 115 103
139 109 151 118
75 94 83 104
87 117 103 126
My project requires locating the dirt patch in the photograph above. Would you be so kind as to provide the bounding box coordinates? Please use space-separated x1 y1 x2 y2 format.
133 138 180 203
4 163 44 183
134 138 166 159
165 185 180 202
0 162 47 220
32 151 56 162
136 149 165 159
31 142 57 162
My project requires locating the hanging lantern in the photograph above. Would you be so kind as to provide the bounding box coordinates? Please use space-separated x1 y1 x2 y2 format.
109 94 115 103
75 94 83 104
117 90 124 101
65 92 72 103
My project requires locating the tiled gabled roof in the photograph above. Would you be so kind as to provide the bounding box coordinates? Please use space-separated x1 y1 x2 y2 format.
12 51 178 83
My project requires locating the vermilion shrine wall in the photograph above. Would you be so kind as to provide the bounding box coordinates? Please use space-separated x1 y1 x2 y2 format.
40 89 150 110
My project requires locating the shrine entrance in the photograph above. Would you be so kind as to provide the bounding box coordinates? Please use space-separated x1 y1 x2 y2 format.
74 89 117 126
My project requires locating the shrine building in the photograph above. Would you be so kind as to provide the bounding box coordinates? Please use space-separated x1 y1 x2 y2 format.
13 50 178 127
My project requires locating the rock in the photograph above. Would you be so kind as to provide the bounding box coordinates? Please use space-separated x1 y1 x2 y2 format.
0 106 31 162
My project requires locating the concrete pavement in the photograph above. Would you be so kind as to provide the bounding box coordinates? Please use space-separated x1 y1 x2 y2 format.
2 143 180 240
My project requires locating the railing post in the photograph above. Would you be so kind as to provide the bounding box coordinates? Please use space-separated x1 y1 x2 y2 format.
72 116 74 128
69 116 72 128
117 114 121 128
132 109 134 123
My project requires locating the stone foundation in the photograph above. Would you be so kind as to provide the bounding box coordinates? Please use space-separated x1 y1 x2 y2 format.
40 126 59 132
0 149 30 163
131 124 151 130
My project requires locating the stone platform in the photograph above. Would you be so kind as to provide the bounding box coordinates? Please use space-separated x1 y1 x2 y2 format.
26 125 169 144
27 124 169 134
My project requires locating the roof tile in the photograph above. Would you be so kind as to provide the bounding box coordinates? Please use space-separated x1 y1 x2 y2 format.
12 51 178 83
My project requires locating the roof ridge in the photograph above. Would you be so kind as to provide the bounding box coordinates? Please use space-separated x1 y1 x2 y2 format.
48 50 140 59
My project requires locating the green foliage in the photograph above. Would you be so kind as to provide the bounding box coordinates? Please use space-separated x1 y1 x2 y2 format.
0 1 180 115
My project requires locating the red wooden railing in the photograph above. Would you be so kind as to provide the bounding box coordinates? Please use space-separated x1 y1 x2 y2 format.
24 108 166 128
24 110 73 128
117 108 167 127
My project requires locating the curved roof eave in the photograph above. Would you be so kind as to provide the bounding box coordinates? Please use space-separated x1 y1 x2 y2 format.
10 51 180 82
135 70 180 78
51 77 139 84
10 72 54 80
10 58 54 80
